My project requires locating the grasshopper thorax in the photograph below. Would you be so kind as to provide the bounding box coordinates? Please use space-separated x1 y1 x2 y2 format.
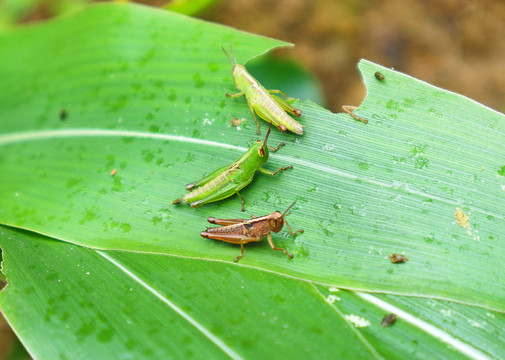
231 63 246 76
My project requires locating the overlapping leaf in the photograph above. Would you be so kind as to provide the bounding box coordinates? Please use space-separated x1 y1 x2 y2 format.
2 227 500 359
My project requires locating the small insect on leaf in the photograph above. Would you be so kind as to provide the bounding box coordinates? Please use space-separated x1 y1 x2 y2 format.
201 200 304 262
389 253 408 263
59 109 67 121
222 45 304 135
375 71 385 81
381 313 397 327
172 124 292 211
110 169 117 177
231 117 246 127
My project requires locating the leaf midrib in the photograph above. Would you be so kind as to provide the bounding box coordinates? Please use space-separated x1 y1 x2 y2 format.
1 128 502 220
96 250 244 360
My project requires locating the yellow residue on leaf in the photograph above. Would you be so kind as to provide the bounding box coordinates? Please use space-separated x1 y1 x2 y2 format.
454 208 479 241
455 208 470 229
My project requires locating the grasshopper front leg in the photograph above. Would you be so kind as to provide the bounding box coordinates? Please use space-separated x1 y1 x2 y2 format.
268 142 286 152
266 234 293 259
226 92 245 98
258 165 293 176
284 220 304 235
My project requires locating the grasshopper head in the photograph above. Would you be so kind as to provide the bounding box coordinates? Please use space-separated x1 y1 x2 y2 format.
231 63 247 78
269 201 298 233
269 211 285 233
250 139 269 165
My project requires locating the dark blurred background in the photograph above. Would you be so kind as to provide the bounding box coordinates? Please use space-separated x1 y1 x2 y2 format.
203 0 505 113
1 0 504 357
3 0 505 112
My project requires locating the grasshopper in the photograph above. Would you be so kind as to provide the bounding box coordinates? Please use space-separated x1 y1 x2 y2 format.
201 201 304 262
172 124 292 211
222 45 304 135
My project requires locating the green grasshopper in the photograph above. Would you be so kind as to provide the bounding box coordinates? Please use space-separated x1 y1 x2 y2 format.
222 45 304 135
201 201 303 262
172 124 292 211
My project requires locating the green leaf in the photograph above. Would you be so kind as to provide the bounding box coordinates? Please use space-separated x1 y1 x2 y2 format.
0 2 504 348
0 227 376 359
1 226 499 359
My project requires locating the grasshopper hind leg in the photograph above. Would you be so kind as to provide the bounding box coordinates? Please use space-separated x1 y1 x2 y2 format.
207 217 248 226
268 142 286 152
188 180 252 211
269 91 302 117
252 102 288 133
268 89 293 100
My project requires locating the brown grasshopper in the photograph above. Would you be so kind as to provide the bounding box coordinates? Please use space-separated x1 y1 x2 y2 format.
200 201 303 262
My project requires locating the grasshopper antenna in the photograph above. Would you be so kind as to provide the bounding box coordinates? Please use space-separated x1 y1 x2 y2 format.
263 122 272 146
230 45 238 66
282 200 297 218
221 46 235 66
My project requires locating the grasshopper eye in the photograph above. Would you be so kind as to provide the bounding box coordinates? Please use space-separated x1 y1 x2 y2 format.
258 146 265 157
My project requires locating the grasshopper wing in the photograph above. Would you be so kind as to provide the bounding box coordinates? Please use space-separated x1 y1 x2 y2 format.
185 165 229 191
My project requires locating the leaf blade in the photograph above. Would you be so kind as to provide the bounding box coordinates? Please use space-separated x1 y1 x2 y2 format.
1 3 505 313
0 227 378 359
